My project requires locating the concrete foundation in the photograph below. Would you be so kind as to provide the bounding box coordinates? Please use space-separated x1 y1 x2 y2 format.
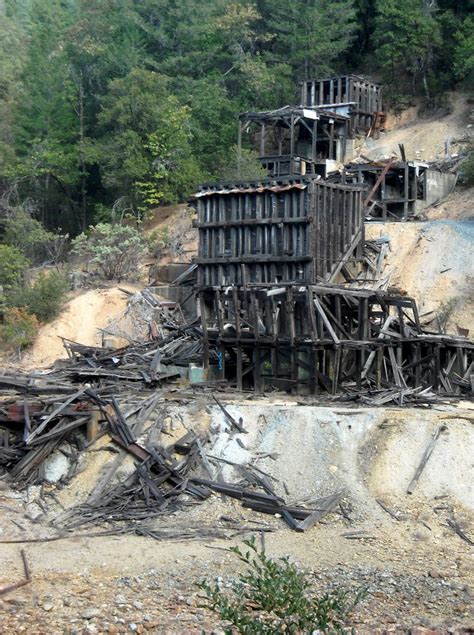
415 169 457 214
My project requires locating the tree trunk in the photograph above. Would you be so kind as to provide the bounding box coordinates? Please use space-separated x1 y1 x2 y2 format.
78 72 87 233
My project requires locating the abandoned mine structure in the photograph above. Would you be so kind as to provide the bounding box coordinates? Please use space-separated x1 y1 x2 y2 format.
238 105 351 178
300 74 383 134
194 177 364 287
343 157 457 221
193 74 473 401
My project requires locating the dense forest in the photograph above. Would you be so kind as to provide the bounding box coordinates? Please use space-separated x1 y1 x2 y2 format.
0 0 473 234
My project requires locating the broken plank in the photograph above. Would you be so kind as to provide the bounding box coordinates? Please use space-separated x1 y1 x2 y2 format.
407 425 445 495
295 491 344 532
212 395 247 433
25 388 86 444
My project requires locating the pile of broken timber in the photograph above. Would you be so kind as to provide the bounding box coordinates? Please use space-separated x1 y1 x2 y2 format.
60 317 207 386
0 365 340 536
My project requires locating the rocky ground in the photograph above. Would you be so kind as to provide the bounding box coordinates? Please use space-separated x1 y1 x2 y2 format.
1 560 473 634
1 489 473 634
1 398 474 633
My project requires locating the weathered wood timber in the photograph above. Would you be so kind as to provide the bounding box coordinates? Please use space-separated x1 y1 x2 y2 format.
194 177 364 286
197 283 474 400
301 75 382 134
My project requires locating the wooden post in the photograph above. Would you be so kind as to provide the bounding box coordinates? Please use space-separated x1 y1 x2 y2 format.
87 409 101 443
236 346 243 391
289 113 295 173
403 163 410 220
199 293 210 370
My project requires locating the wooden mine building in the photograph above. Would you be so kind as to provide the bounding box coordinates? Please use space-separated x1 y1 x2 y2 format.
194 176 364 287
192 74 472 399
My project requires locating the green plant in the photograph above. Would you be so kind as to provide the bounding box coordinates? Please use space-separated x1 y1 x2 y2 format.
214 145 269 182
2 208 67 265
11 271 69 322
71 222 145 281
198 537 366 634
147 226 171 258
0 244 30 290
0 306 39 354
459 148 474 187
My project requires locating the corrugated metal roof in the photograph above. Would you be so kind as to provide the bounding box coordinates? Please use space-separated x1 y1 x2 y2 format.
194 183 307 198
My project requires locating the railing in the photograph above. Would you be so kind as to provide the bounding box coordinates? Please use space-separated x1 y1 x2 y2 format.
259 155 316 178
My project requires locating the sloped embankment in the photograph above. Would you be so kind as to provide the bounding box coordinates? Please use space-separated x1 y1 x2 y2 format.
209 400 474 524
366 219 474 334
21 287 138 369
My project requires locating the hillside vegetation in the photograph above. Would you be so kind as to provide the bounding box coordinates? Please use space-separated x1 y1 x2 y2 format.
0 1 472 349
0 0 473 233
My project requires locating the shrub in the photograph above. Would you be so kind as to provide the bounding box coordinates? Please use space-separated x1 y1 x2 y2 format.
214 145 269 181
0 307 39 354
10 271 69 322
71 223 145 281
0 244 30 290
2 208 68 265
147 226 170 257
198 537 366 634
459 148 474 187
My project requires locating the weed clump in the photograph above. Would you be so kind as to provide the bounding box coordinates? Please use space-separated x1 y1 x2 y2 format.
198 536 366 634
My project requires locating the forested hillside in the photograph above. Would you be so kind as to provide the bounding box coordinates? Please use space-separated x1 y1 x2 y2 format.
0 0 472 234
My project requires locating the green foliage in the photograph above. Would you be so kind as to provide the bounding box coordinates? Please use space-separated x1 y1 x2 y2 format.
97 69 202 216
0 0 472 235
453 16 474 83
214 145 268 181
147 226 171 259
262 0 358 80
374 0 441 102
0 10 27 173
2 208 67 265
0 306 39 354
71 223 145 281
199 537 366 634
459 148 474 187
10 271 69 323
0 244 29 290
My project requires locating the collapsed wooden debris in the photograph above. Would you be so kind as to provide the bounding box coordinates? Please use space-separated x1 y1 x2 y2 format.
0 336 342 536
0 280 471 544
341 156 457 221
198 283 473 404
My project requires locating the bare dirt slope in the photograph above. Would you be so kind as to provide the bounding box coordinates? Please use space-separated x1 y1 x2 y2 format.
361 92 472 161
21 286 140 369
142 203 197 266
366 219 474 334
361 92 474 335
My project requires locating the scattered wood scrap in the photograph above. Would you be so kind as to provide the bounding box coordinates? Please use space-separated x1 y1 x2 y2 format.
376 499 402 521
407 425 446 495
0 550 31 597
446 518 474 546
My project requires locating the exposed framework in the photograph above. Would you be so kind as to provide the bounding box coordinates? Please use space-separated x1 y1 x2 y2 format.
301 75 382 133
194 177 364 286
238 105 350 177
342 160 457 220
198 284 473 399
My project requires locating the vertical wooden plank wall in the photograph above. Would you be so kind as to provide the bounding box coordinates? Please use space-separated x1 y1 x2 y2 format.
310 181 363 280
301 76 382 133
196 180 363 286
